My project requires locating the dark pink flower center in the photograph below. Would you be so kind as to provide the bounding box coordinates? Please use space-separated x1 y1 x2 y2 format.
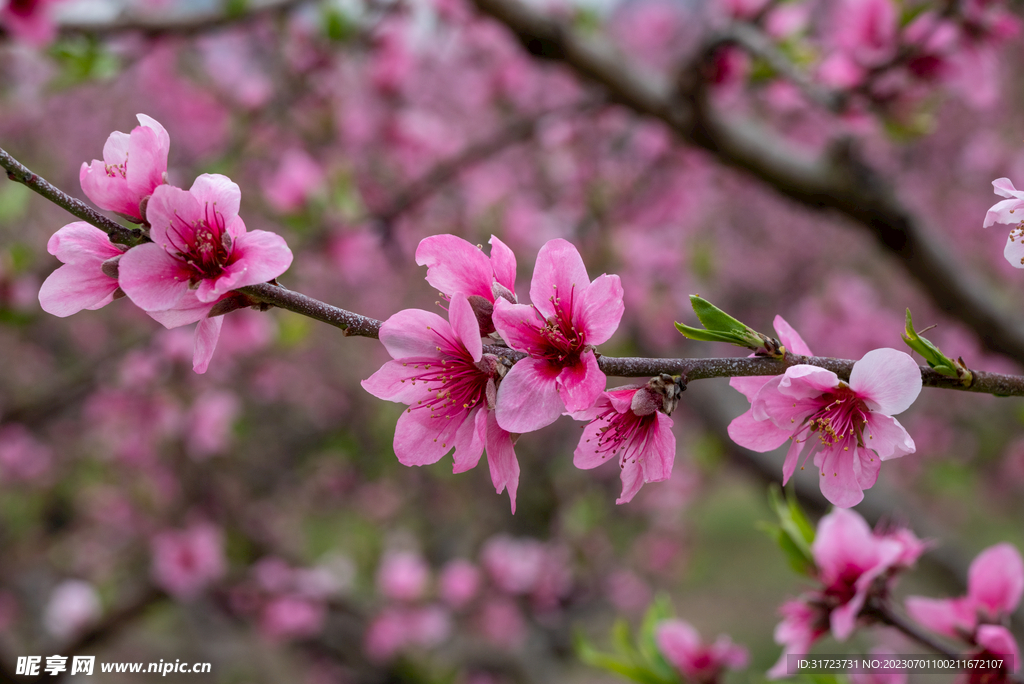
9 0 41 17
165 203 233 281
533 284 587 366
587 405 658 467
799 385 869 450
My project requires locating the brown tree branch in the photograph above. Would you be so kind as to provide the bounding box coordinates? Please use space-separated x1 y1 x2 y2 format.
465 0 1024 363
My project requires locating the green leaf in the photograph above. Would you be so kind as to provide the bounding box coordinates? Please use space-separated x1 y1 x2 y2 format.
690 295 749 333
674 322 753 345
764 485 816 576
901 309 971 385
675 296 785 356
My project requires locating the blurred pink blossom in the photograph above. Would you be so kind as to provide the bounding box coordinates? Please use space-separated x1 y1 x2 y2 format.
477 597 527 650
655 619 748 684
151 522 226 600
260 596 326 641
0 423 51 482
43 580 101 640
481 536 545 595
1 0 59 45
263 148 327 213
185 390 240 459
377 550 430 602
439 559 481 609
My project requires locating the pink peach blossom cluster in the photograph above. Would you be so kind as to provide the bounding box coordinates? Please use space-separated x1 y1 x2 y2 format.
364 234 673 511
38 115 293 374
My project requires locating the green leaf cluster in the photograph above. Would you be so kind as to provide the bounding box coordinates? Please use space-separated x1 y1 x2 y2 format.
757 485 816 577
575 597 681 684
675 296 784 357
901 309 971 386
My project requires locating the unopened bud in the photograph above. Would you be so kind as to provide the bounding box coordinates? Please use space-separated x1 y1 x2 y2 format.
645 373 685 415
491 281 516 304
101 255 121 279
467 295 496 335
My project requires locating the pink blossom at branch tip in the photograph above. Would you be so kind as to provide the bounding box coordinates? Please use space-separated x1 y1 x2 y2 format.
573 383 676 504
79 115 169 222
259 596 326 641
905 543 1023 640
655 619 748 684
361 293 520 512
151 522 226 600
119 174 292 313
492 238 624 433
38 222 123 318
731 348 921 507
43 580 101 640
377 550 430 602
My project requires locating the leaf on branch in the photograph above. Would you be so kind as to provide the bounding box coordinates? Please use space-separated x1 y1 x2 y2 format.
675 295 785 357
901 309 972 386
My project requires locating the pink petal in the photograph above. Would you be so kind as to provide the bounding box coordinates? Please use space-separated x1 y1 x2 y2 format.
573 416 615 470
190 174 241 222
728 409 792 452
992 178 1022 199
855 447 882 490
968 543 1024 618
556 350 606 414
617 458 645 504
202 229 293 299
485 411 520 513
494 358 564 433
448 293 482 362
491 300 547 352
529 239 589 320
450 407 486 474
79 160 139 219
136 114 170 151
778 365 840 399
753 376 821 426
117 243 190 311
488 235 517 294
147 185 202 248
378 309 451 360
782 438 813 484
146 291 216 328
904 596 975 639
47 222 121 265
849 348 922 415
1004 232 1024 268
975 625 1020 662
984 198 1024 228
638 412 675 484
774 315 812 356
38 263 118 317
393 407 469 466
576 273 624 346
125 125 167 199
415 234 493 300
812 508 875 579
863 413 915 461
361 360 437 404
655 620 702 671
730 374 770 402
193 315 224 374
817 447 865 507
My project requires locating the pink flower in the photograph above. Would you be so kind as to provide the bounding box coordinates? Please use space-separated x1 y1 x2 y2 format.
364 606 452 661
984 178 1024 268
0 424 52 483
906 543 1023 640
151 522 226 600
481 535 545 595
361 293 520 512
477 597 527 650
439 559 481 609
768 509 925 678
185 390 240 458
377 550 430 602
415 234 517 335
970 625 1020 684
119 174 292 311
767 598 829 679
43 580 101 641
1 0 57 46
492 239 624 433
572 378 678 504
38 222 123 317
262 148 326 213
731 348 922 507
79 115 169 222
655 619 748 684
260 596 326 641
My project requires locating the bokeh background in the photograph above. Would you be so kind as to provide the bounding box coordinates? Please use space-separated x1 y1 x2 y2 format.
1 0 1024 681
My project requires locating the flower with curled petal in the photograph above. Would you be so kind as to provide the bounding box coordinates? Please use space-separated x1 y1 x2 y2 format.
361 293 520 512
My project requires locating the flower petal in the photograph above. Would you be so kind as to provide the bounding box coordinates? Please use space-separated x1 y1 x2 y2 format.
361 360 437 404
146 291 216 328
529 238 589 320
817 448 865 508
848 348 922 415
448 293 482 362
118 243 190 311
728 409 791 452
485 411 520 513
378 309 452 360
494 358 564 433
863 413 915 461
968 543 1024 618
193 315 224 374
617 458 645 505
774 315 812 356
992 178 1022 199
147 184 202 248
415 234 493 300
38 263 118 317
450 407 486 474
79 160 140 219
47 222 121 265
904 596 975 639
778 365 840 398
556 350 606 414
984 198 1024 228
491 299 547 352
1004 231 1024 268
189 174 241 222
126 125 168 199
209 228 293 295
637 412 675 485
393 407 467 466
576 273 624 346
573 416 614 470
488 235 517 295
